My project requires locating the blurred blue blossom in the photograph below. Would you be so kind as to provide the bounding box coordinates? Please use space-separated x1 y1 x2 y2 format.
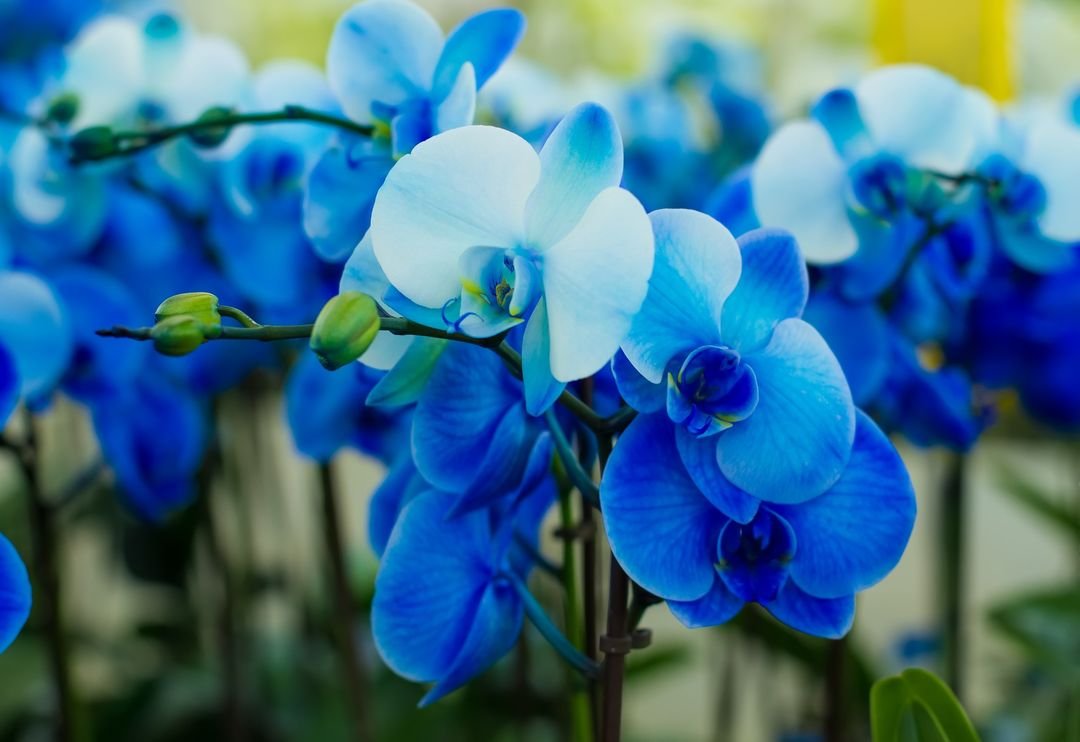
0 534 32 654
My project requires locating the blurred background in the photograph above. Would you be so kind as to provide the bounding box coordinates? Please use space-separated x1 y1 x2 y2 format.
1 0 1078 740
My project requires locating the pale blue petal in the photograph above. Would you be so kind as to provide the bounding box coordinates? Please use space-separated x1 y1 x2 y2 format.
525 103 624 248
420 580 522 706
0 534 31 653
431 8 525 100
340 232 390 299
433 62 477 133
775 412 916 599
674 429 760 524
718 319 855 503
1020 118 1080 243
366 337 447 407
667 575 743 629
372 491 495 682
855 64 997 175
610 350 664 413
371 125 539 308
721 229 808 353
751 121 856 264
600 414 723 602
522 298 567 416
803 290 890 406
764 583 855 639
542 187 653 381
621 209 737 383
305 141 392 263
326 0 443 124
0 271 71 401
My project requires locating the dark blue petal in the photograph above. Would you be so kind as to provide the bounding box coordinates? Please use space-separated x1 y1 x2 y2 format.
368 455 425 558
763 582 854 639
0 534 31 653
432 8 525 101
674 428 759 523
803 290 890 406
667 574 743 629
0 345 16 428
372 491 499 684
610 349 665 413
775 412 915 599
600 414 724 601
716 509 796 603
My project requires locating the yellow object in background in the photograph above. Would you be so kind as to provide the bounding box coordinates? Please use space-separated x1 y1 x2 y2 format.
873 0 1015 100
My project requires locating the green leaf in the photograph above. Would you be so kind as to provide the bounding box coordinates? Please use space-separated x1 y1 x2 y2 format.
870 668 979 742
987 585 1080 681
995 465 1080 544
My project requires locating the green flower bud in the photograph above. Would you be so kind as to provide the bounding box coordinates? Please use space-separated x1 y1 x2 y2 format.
154 292 221 330
187 107 235 149
310 291 380 370
46 93 79 126
69 126 115 160
151 316 206 357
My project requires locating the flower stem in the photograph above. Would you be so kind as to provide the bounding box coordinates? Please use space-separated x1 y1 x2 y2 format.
507 572 598 680
546 410 600 507
69 106 373 164
318 462 373 742
941 452 968 701
823 636 847 742
557 481 595 742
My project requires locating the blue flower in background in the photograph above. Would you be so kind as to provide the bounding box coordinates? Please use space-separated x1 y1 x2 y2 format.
285 351 411 463
601 411 914 638
369 103 654 414
304 0 525 261
616 211 854 504
91 377 208 522
0 534 32 654
372 446 553 705
0 344 17 427
751 65 996 264
0 270 72 408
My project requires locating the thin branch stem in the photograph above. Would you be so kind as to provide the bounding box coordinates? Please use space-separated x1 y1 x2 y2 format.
69 106 373 164
941 452 968 701
556 481 595 742
546 410 600 507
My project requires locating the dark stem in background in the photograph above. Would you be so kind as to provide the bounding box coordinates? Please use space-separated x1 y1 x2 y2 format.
941 452 968 701
19 412 79 742
577 380 600 739
199 458 246 742
823 637 847 742
317 462 373 742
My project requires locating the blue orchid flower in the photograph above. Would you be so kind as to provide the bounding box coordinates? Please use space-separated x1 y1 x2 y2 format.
372 441 553 705
304 0 525 261
0 344 16 427
411 341 552 515
615 211 854 503
751 65 996 264
91 377 208 521
285 351 411 464
0 270 72 408
600 410 915 638
0 534 31 654
368 102 654 414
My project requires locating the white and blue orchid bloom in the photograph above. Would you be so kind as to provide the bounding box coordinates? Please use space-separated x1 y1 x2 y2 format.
91 377 208 522
616 211 854 503
0 270 72 406
0 534 31 653
372 466 554 706
369 103 654 415
600 410 915 638
751 64 997 264
973 112 1080 272
305 0 526 261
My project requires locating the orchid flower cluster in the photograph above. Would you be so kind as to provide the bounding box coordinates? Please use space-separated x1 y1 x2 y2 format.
0 0 1075 725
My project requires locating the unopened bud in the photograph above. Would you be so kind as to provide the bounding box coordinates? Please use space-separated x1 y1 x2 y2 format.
310 291 380 370
155 292 221 330
46 93 79 126
69 126 115 160
151 316 206 356
187 107 234 149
